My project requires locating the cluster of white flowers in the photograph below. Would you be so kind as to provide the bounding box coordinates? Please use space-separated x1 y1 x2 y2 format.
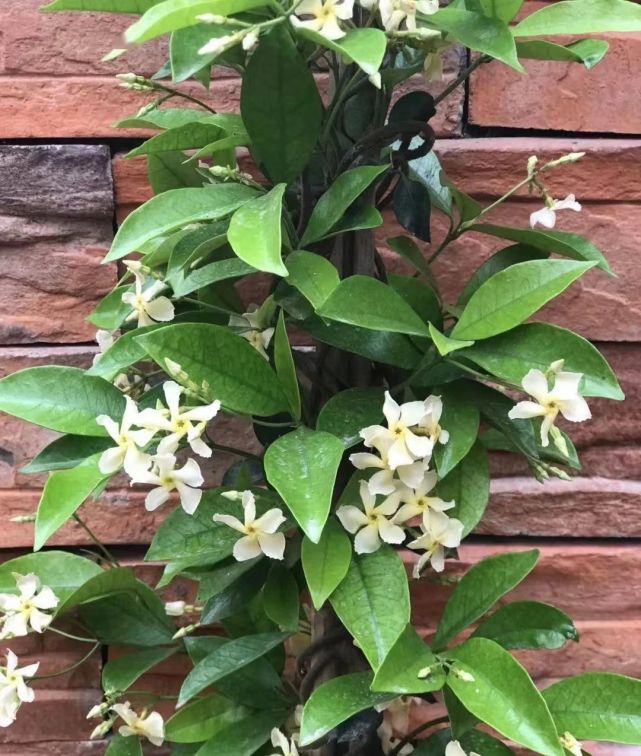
122 262 175 328
0 650 38 728
96 381 221 515
213 490 287 562
338 392 464 577
0 573 59 640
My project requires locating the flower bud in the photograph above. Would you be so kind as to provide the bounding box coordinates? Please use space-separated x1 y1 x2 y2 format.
172 622 201 640
221 490 243 501
86 702 110 719
452 666 474 682
90 717 116 740
165 601 187 617
9 514 36 523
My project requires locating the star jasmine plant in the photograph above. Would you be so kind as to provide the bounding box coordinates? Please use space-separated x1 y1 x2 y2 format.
0 0 640 753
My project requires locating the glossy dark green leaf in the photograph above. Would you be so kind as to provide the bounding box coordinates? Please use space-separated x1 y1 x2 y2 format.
43 0 156 10
22 435 112 474
126 119 228 158
514 0 641 37
301 519 352 610
264 427 344 543
103 647 176 695
387 235 432 277
195 708 286 754
371 624 446 694
433 549 539 649
517 39 609 68
433 383 480 477
105 734 142 756
406 150 452 216
241 25 322 184
389 275 442 328
473 601 578 650
87 285 132 330
173 258 255 298
263 564 300 630
274 311 301 421
165 693 245 743
437 441 489 537
331 546 410 669
197 558 262 602
201 560 268 624
478 0 523 21
87 325 162 381
394 174 431 242
316 387 384 448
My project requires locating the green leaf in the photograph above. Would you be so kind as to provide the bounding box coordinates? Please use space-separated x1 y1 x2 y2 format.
387 235 431 277
241 24 322 184
543 672 641 744
320 203 383 239
105 734 142 756
107 185 256 261
22 435 112 474
264 427 344 543
451 260 595 340
516 39 609 69
471 223 611 273
318 276 430 338
448 638 563 756
103 647 176 694
433 383 480 477
43 0 157 10
197 558 262 602
465 323 623 400
437 441 489 537
316 387 383 448
173 258 255 298
514 0 641 37
0 366 125 436
35 454 108 551
406 150 452 217
178 632 289 706
473 601 577 650
274 311 301 421
301 165 387 246
434 549 539 649
125 0 265 43
165 693 246 743
478 0 523 22
285 251 340 309
0 551 101 605
302 519 352 610
331 546 410 669
55 568 144 615
115 106 205 131
126 119 229 158
195 708 286 754
429 9 524 71
170 24 228 82
394 174 431 242
201 561 268 624
87 285 132 330
390 275 442 329
428 323 473 357
135 323 289 416
263 564 300 630
371 624 446 694
295 27 386 76
299 672 393 747
471 382 539 459
87 325 161 381
458 244 549 308
228 184 288 276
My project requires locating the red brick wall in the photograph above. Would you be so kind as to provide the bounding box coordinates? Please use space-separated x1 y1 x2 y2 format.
1 2 641 753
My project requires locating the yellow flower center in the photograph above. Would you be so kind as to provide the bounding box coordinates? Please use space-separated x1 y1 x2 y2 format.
160 475 175 488
134 294 147 313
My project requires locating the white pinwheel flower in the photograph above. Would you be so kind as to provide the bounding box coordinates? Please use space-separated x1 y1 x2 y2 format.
121 269 175 328
229 308 275 360
407 511 464 577
394 470 454 528
213 490 286 561
508 368 591 447
111 702 165 747
337 480 405 554
0 573 59 638
291 0 355 41
138 454 204 515
0 650 39 727
529 194 581 229
379 0 439 32
417 395 449 447
268 727 299 756
349 443 429 497
96 396 154 480
445 741 480 756
136 381 221 458
360 392 433 470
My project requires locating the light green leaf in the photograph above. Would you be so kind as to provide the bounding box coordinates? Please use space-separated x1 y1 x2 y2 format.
0 366 125 436
35 454 108 551
263 563 300 630
371 624 446 694
465 323 624 400
274 311 301 421
228 184 288 276
300 672 393 747
478 0 523 22
514 0 641 37
471 223 611 273
43 0 157 10
103 647 176 695
87 325 162 381
429 8 524 71
433 383 480 478
135 323 289 416
434 549 539 649
22 435 112 474
195 708 286 754
285 250 340 309
115 106 205 131
448 638 564 756
331 546 410 669
241 24 323 184
473 601 578 650
107 184 256 261
87 285 132 330
543 672 641 744
173 258 255 298
451 259 595 340
264 427 344 543
301 165 388 246
437 441 489 537
295 27 386 75
516 39 609 69
126 119 231 158
316 387 384 448
0 551 101 604
178 632 289 706
125 0 264 43
429 322 473 357
165 693 246 743
318 276 430 338
170 24 228 82
302 519 352 610
390 275 442 328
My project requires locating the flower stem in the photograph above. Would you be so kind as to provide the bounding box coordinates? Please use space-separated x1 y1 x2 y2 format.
33 643 101 681
72 513 120 568
433 54 489 106
48 626 98 644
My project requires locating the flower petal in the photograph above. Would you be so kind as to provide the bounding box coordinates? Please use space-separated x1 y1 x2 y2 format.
254 508 286 534
508 400 547 420
233 535 262 561
95 415 120 443
349 452 385 470
182 400 221 423
145 296 175 323
377 518 406 545
552 371 582 400
163 381 182 418
336 505 368 534
399 400 428 427
530 207 557 229
29 608 53 634
174 458 204 488
175 482 202 515
383 391 401 425
354 523 382 554
212 514 246 533
145 487 171 512
257 531 286 560
560 396 591 422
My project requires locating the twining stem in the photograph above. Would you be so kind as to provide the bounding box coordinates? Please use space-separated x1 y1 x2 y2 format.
388 715 450 756
433 55 489 106
205 434 262 462
72 513 120 568
33 642 100 681
48 626 99 644
152 83 218 114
